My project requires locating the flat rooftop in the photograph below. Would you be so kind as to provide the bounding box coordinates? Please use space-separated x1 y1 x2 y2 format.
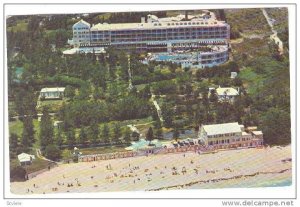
40 87 65 93
90 14 228 31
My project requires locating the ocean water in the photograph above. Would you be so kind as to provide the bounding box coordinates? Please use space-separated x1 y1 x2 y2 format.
255 177 292 187
188 173 292 189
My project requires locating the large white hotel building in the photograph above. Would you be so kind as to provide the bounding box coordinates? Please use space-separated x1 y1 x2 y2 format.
68 12 231 68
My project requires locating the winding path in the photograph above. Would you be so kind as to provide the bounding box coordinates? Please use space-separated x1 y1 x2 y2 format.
262 8 284 55
150 93 163 122
127 55 133 90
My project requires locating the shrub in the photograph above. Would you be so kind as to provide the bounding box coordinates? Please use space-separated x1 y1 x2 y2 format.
44 144 61 161
10 166 27 182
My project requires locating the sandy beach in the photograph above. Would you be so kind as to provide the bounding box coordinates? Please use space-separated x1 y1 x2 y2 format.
10 145 292 194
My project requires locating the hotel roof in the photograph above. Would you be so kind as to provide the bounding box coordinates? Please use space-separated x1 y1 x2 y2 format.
73 19 90 28
90 14 228 31
252 131 263 135
202 122 243 136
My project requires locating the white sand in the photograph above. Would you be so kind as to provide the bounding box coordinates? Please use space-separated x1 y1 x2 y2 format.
10 146 292 194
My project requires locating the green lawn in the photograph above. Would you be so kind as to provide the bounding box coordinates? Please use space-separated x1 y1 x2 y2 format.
9 119 40 137
61 145 129 159
10 155 53 174
98 116 153 129
37 99 66 113
7 20 28 32
226 8 271 34
25 158 54 174
239 67 265 95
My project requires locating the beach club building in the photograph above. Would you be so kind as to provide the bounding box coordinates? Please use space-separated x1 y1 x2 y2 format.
17 153 35 166
198 122 263 149
40 87 65 100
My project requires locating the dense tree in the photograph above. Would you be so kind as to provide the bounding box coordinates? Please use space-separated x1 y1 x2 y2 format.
119 51 129 81
22 116 35 147
15 87 36 116
44 144 61 161
56 128 64 149
123 128 131 144
101 124 110 144
76 84 91 100
131 131 140 141
112 123 121 144
146 127 154 144
161 103 174 128
172 128 180 141
21 128 30 153
9 133 19 158
230 26 241 39
66 129 76 149
91 63 107 89
79 127 88 146
93 87 104 100
89 122 99 145
10 166 27 182
209 89 219 103
139 85 151 100
40 107 54 149
154 121 163 139
152 80 177 95
64 85 75 100
262 108 290 145
113 96 151 121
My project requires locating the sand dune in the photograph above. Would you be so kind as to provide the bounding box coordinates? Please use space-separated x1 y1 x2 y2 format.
10 145 292 194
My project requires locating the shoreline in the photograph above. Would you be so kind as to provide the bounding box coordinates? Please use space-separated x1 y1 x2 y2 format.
148 168 292 191
10 145 292 194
